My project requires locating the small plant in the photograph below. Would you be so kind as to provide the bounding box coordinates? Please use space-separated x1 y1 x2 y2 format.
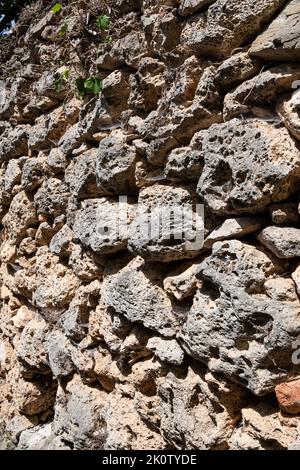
75 76 103 98
59 23 68 37
96 15 110 30
51 2 62 14
55 68 70 93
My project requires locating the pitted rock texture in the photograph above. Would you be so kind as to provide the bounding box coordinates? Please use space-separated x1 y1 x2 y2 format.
1 0 300 451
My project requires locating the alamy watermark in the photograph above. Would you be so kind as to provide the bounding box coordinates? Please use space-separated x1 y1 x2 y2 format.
95 196 205 251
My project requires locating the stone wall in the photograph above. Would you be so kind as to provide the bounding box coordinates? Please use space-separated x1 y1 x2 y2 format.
1 0 300 450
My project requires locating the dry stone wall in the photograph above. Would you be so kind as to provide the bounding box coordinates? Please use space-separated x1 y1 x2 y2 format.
1 0 300 450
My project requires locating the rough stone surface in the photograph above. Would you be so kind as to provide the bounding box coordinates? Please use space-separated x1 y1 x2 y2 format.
1 0 300 452
182 0 287 58
258 227 300 259
250 0 300 61
198 119 300 215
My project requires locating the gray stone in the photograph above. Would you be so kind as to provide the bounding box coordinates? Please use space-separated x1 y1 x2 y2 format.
73 198 135 255
66 148 106 198
250 0 300 61
269 202 300 225
276 89 300 141
53 376 107 450
223 64 300 121
96 131 138 195
49 225 73 257
21 157 46 191
258 226 300 259
129 185 204 262
0 126 29 163
2 191 38 244
102 257 179 337
182 0 286 58
197 119 300 215
45 331 74 379
179 0 216 16
147 337 184 365
203 217 263 249
165 130 206 181
34 178 69 216
181 240 300 395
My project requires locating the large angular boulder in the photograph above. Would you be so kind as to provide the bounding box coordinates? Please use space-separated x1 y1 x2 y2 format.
181 0 287 58
101 257 179 337
250 0 300 61
181 240 300 395
197 119 300 215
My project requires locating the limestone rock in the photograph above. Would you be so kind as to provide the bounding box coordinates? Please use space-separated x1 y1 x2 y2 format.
163 263 199 301
181 240 300 395
49 225 73 257
16 318 50 376
0 126 29 163
34 178 69 216
147 337 184 365
53 376 107 450
129 184 204 262
102 257 179 337
21 157 46 191
73 198 136 255
45 331 74 379
65 148 105 198
275 378 300 414
96 132 138 195
165 130 205 181
28 108 68 153
182 0 286 58
277 89 300 141
269 202 300 225
229 402 300 450
32 247 80 312
2 191 38 244
224 64 300 121
215 53 262 90
204 217 263 249
258 227 300 259
178 0 216 16
198 119 300 215
250 0 300 61
157 366 246 449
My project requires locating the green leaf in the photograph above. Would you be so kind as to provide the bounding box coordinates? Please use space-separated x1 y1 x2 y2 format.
75 77 86 98
96 15 110 30
59 23 68 37
54 78 62 93
84 77 103 95
61 69 69 82
51 2 62 14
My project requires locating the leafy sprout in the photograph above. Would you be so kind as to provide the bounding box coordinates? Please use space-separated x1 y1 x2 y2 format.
96 15 110 30
75 76 103 98
51 2 62 14
59 23 68 37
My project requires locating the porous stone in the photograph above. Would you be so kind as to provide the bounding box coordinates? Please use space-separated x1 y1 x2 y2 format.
182 0 287 58
181 240 300 395
102 257 179 337
198 119 300 215
73 198 136 255
258 227 300 259
250 0 300 61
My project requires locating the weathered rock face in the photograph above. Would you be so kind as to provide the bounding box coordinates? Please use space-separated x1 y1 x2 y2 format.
181 240 300 395
198 119 300 215
1 0 300 452
250 0 300 61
